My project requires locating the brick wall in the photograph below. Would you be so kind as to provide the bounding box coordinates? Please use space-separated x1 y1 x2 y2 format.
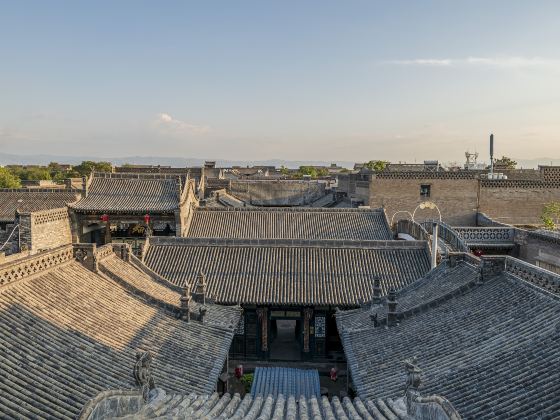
230 180 326 206
515 230 560 274
479 186 560 225
370 178 479 225
369 174 560 227
18 208 73 254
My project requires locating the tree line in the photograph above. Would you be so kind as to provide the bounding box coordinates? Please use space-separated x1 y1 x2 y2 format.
0 161 112 188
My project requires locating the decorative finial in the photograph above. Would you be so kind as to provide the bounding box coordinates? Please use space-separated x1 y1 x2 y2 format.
134 351 155 402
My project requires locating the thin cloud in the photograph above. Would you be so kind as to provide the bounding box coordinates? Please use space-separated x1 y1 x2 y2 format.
384 56 560 68
156 113 210 134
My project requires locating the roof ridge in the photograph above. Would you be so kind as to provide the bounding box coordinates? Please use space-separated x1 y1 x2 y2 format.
148 237 428 249
194 206 385 213
91 171 183 180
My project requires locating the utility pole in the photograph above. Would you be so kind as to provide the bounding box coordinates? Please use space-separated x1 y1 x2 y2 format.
431 222 439 269
489 133 494 176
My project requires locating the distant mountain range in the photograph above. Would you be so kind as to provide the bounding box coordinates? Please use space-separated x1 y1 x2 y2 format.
0 152 356 169
0 152 558 170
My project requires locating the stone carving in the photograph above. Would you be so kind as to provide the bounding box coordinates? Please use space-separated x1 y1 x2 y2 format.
314 315 325 338
506 257 560 294
455 227 514 243
401 358 463 419
134 351 155 402
377 171 476 180
235 314 245 335
75 248 87 262
481 179 560 189
32 208 70 225
403 357 422 414
404 357 422 392
95 244 114 261
0 245 73 286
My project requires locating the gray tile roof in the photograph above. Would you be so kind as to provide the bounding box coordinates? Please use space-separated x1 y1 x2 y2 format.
0 189 81 221
187 207 393 240
143 237 431 306
251 367 320 399
338 258 481 329
0 250 241 419
70 173 181 213
336 261 560 419
80 390 410 419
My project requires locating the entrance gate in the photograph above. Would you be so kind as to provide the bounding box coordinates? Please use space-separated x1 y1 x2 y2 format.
269 309 302 360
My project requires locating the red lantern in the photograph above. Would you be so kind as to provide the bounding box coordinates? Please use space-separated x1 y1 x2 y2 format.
144 214 151 224
330 367 338 381
100 214 109 222
235 364 243 379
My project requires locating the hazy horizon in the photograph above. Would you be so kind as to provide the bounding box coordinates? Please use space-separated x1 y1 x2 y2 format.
1 1 560 162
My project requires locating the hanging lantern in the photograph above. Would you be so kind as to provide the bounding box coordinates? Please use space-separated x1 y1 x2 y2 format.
144 214 151 224
100 214 109 223
235 364 243 379
330 367 338 381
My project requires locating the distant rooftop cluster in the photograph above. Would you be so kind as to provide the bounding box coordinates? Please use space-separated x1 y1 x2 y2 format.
0 158 559 419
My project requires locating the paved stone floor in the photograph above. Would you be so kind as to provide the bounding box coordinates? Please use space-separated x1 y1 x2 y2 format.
269 320 301 361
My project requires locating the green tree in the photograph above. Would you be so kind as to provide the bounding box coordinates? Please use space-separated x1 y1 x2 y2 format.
295 166 329 178
280 165 290 176
74 161 113 176
0 167 22 188
494 156 517 169
47 162 80 181
22 167 51 180
541 202 560 230
364 160 389 172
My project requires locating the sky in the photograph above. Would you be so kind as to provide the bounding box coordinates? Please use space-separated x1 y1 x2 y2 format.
1 1 560 164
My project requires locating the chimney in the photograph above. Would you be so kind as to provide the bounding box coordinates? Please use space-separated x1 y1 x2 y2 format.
82 176 88 197
476 267 484 284
180 285 191 322
192 272 207 304
387 289 398 327
372 276 382 304
198 305 207 323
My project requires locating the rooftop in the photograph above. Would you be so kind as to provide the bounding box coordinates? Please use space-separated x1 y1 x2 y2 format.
336 255 560 419
186 207 393 240
143 237 431 306
70 172 182 213
0 245 241 419
0 189 81 222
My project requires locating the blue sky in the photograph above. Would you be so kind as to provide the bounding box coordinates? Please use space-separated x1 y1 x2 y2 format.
1 1 559 163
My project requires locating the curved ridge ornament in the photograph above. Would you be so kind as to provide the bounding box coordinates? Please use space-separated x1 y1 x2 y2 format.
134 351 155 402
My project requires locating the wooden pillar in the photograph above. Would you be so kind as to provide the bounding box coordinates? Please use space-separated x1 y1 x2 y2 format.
303 307 313 353
256 307 268 353
104 220 112 245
